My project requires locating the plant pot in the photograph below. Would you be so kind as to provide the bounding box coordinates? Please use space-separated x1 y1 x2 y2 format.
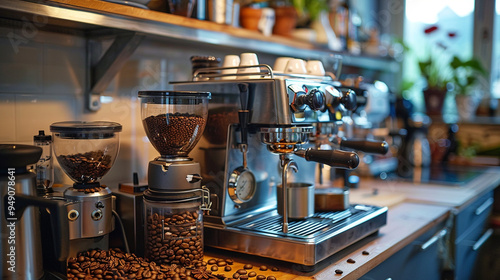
272 6 297 37
423 88 447 118
240 7 275 36
240 7 262 31
455 94 480 120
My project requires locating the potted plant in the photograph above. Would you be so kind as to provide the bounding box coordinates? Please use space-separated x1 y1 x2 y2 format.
417 46 452 118
448 56 487 120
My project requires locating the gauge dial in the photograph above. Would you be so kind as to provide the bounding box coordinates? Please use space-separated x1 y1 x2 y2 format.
228 167 256 204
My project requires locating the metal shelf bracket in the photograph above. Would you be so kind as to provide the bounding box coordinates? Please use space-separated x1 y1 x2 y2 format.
87 32 144 111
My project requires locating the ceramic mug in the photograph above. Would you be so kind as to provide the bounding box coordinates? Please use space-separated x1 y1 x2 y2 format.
221 54 240 79
273 57 293 73
306 60 326 76
238 53 260 79
285 58 307 74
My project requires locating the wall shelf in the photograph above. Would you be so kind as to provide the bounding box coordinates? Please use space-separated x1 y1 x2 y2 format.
1 0 400 73
0 0 400 110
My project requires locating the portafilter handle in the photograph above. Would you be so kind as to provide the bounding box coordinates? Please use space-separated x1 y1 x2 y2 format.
339 138 389 155
294 148 359 169
4 194 69 262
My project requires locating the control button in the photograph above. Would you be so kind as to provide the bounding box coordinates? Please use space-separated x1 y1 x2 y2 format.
68 209 79 221
95 201 105 209
91 209 103 221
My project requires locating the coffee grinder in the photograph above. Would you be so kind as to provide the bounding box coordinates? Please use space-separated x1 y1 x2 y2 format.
49 121 122 258
138 91 211 266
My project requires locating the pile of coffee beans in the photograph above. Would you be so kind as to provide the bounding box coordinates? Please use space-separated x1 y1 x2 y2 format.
66 248 205 280
67 248 281 280
58 150 112 182
145 210 203 266
143 113 206 156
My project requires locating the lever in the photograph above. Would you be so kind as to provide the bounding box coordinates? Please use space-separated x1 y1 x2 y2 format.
294 148 359 169
238 83 250 145
340 139 389 155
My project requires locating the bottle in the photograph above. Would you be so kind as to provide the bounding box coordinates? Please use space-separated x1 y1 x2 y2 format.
34 130 54 194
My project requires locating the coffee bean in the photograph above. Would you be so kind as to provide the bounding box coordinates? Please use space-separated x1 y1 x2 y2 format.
240 276 249 280
58 150 112 186
224 266 232 272
233 272 240 278
257 275 266 280
259 266 268 271
207 259 217 265
347 258 356 264
237 269 247 275
217 261 227 267
335 269 343 274
362 250 370 255
266 276 276 280
211 265 218 271
143 113 207 156
271 267 279 272
145 209 203 266
225 259 234 265
243 264 253 269
248 271 257 277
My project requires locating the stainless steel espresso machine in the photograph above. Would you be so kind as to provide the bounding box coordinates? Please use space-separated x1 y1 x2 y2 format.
173 65 388 268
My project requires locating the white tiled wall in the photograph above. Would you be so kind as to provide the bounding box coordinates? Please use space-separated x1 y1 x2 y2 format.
0 24 277 187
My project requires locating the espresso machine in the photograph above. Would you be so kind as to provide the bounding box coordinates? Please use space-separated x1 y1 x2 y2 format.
173 65 388 268
44 121 122 267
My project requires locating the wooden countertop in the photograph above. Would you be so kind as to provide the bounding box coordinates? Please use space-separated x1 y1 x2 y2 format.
204 202 450 279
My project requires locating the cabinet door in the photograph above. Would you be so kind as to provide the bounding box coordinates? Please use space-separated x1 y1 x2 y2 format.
360 223 446 280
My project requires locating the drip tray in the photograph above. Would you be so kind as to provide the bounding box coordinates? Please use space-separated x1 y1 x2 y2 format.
204 205 387 266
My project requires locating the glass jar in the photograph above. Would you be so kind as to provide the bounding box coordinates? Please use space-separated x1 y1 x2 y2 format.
138 91 210 159
144 189 204 266
50 121 122 186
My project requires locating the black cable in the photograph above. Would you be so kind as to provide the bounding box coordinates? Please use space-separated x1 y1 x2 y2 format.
112 210 130 253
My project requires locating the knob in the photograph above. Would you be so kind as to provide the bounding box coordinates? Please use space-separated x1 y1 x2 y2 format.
290 87 325 112
325 86 357 111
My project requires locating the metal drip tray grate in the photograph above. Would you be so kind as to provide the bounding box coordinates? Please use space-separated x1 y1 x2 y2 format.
232 205 375 239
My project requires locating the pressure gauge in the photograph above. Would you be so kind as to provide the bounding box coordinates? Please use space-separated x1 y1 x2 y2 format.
228 167 256 204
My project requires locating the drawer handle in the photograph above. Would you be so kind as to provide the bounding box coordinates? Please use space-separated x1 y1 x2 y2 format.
473 228 493 251
475 197 494 216
421 229 448 251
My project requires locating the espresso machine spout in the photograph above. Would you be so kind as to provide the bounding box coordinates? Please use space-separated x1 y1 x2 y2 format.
279 155 298 233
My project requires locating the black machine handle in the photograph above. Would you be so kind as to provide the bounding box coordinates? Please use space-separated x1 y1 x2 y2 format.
340 139 389 155
295 148 359 169
238 83 250 145
4 194 69 262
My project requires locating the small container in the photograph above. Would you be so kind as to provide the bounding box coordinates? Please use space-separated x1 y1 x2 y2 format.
277 183 314 219
144 189 204 266
34 130 54 193
50 121 122 187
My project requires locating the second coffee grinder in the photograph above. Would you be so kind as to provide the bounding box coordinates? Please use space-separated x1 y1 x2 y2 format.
138 91 211 267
